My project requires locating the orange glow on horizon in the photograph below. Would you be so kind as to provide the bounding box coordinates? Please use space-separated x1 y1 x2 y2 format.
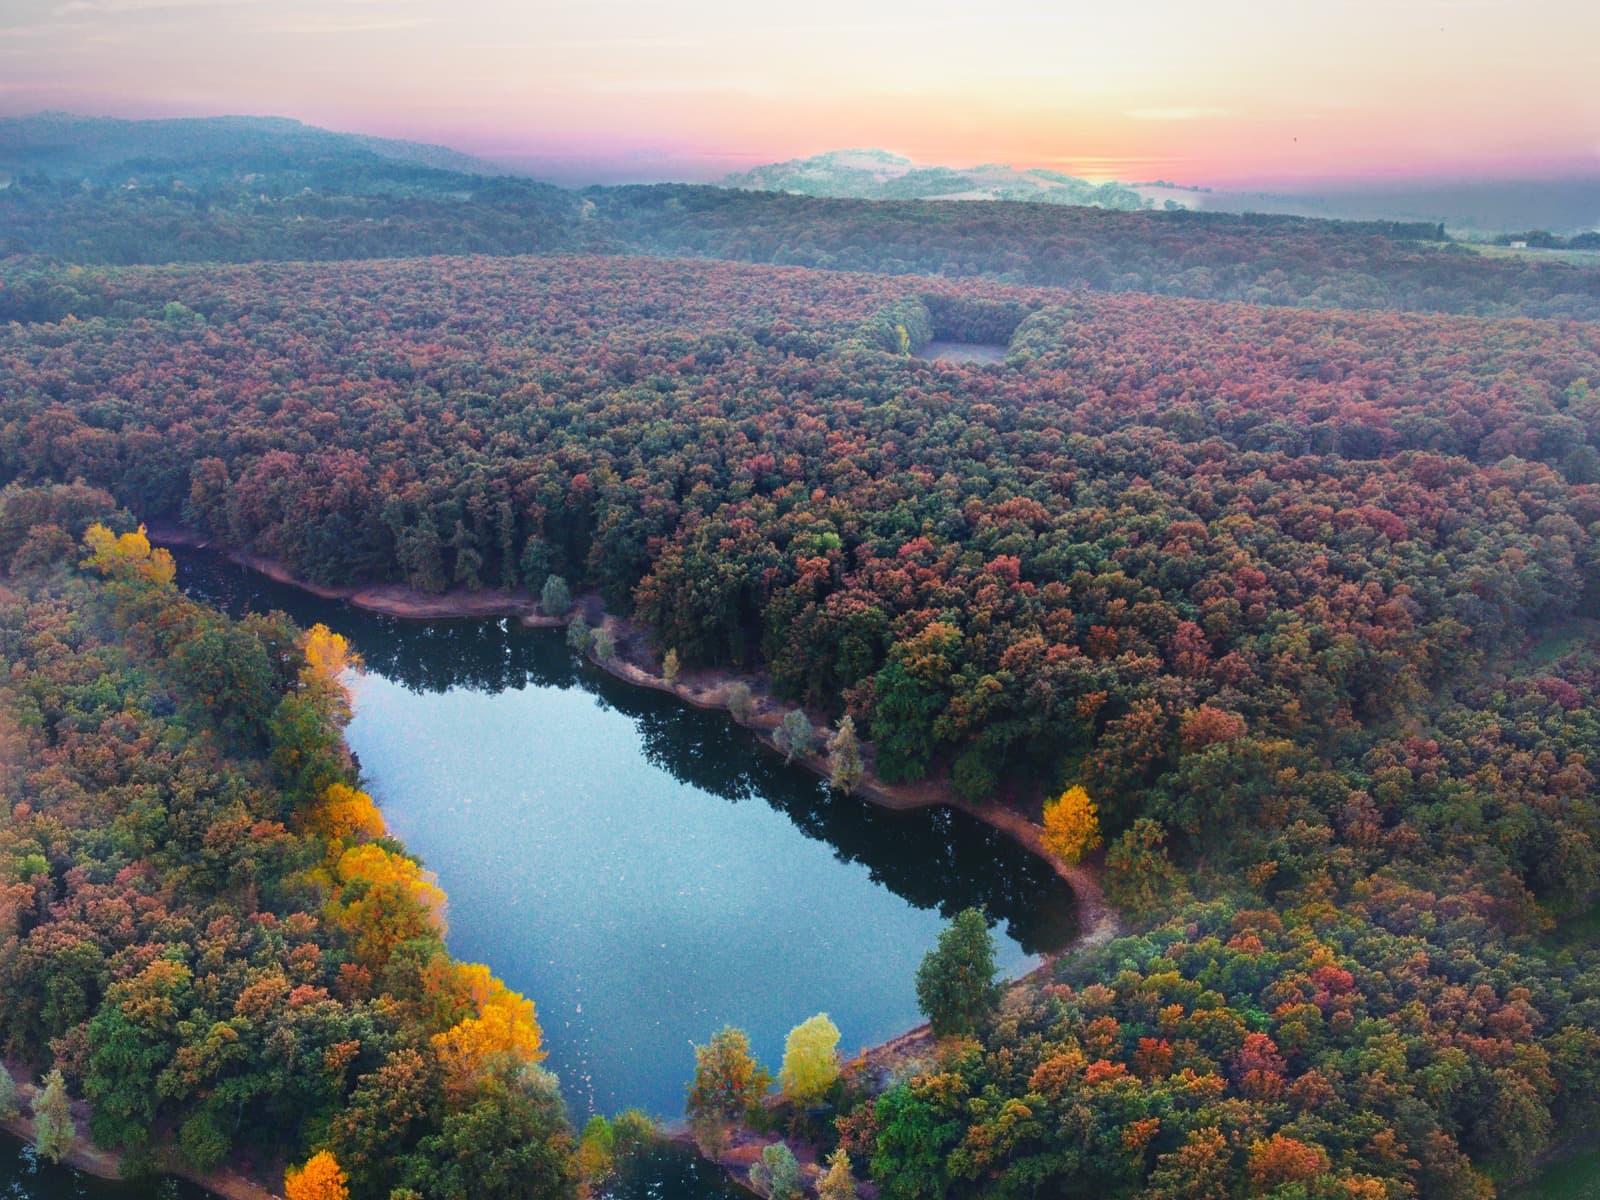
3 0 1596 185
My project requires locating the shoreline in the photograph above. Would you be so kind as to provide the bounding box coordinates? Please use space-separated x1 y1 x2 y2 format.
148 524 542 619
1 1063 282 1199
146 525 1123 1199
582 605 1121 950
147 524 1120 951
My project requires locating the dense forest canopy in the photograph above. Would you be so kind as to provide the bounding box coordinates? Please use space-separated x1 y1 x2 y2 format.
0 485 576 1197
1 254 1596 822
1 119 1598 1199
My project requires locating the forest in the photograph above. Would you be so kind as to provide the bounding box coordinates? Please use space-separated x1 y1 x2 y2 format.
0 484 588 1197
1 144 1599 1198
4 154 1600 321
1 254 1597 825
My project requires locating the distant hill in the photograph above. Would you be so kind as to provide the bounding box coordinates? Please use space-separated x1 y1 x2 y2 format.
0 112 511 184
0 112 602 264
721 149 1150 211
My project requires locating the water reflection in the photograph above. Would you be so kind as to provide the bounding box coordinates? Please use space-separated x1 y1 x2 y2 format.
601 1144 747 1200
0 1136 205 1200
176 547 1077 957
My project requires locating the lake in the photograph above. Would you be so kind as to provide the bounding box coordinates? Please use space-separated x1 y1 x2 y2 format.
173 549 1078 1119
913 340 1008 364
0 1132 738 1200
0 1139 203 1200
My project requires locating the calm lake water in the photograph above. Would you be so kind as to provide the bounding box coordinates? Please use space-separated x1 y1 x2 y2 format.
173 549 1078 1121
913 340 1009 364
0 1132 735 1200
0 1138 203 1200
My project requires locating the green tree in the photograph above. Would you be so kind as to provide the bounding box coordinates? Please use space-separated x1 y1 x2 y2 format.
686 1027 770 1156
869 655 948 783
774 710 814 764
576 1114 614 1184
404 1064 576 1200
749 1142 803 1200
177 1109 230 1172
727 682 756 723
662 648 681 685
609 1109 659 1169
541 574 572 617
915 908 999 1038
566 615 591 652
592 628 616 660
778 1014 840 1105
827 716 864 794
0 1067 17 1120
1104 818 1183 919
33 1069 76 1164
870 1086 955 1200
268 692 350 805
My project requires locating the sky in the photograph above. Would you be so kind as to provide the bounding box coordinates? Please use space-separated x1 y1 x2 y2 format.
2 0 1598 185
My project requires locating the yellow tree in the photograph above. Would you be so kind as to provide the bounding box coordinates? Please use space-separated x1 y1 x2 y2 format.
818 1148 856 1200
302 624 356 683
309 783 386 843
431 962 546 1091
284 1150 348 1200
300 624 359 722
778 1013 841 1104
1041 785 1102 865
82 523 176 586
332 843 447 969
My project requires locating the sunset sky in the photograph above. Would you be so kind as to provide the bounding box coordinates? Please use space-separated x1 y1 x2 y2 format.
3 0 1597 184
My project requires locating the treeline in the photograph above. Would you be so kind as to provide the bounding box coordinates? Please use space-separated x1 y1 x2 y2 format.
6 164 1600 320
592 186 1600 320
0 484 579 1198
0 171 603 271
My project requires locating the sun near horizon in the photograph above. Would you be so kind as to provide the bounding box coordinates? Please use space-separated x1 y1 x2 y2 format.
4 0 1597 186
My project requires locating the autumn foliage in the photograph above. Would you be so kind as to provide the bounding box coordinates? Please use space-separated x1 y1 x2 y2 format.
3 162 1600 1200
431 968 546 1087
0 493 572 1200
285 1151 349 1200
82 522 176 586
1040 786 1102 866
307 783 386 843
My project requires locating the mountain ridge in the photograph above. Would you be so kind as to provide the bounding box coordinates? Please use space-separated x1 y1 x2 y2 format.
0 111 513 182
720 148 1151 210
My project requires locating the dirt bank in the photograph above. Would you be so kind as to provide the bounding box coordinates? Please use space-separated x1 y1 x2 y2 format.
580 605 1122 952
138 529 1130 1200
1 1062 282 1199
148 524 540 619
147 525 1123 951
